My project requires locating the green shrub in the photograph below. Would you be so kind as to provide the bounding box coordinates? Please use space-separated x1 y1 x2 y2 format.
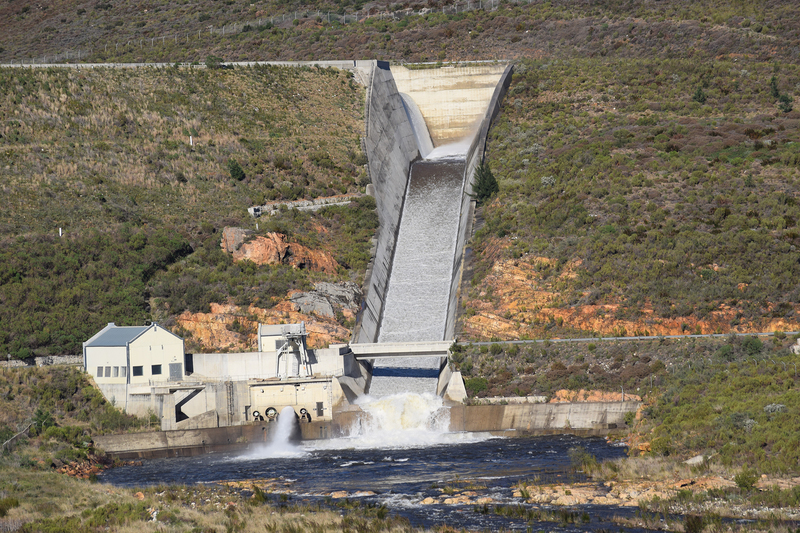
227 159 245 181
465 377 488 394
471 161 498 205
734 468 759 491
0 497 20 518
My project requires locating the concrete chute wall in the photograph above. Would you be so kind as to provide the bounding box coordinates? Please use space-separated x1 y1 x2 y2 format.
355 61 420 344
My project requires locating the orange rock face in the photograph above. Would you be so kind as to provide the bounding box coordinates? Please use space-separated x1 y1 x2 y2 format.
549 389 642 403
176 302 351 352
226 231 339 274
461 247 800 341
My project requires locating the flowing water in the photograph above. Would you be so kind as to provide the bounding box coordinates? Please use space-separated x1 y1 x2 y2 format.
370 149 468 398
100 434 657 532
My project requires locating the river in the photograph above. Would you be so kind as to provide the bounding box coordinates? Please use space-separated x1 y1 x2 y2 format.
99 432 657 531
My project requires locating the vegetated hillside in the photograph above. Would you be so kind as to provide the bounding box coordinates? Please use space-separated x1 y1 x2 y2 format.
0 65 373 358
0 366 155 468
1 0 799 64
453 333 800 473
461 56 800 341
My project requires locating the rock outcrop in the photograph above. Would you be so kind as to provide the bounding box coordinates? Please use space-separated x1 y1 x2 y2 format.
220 227 253 254
550 389 642 403
461 244 800 341
176 301 353 351
221 228 339 274
289 282 362 319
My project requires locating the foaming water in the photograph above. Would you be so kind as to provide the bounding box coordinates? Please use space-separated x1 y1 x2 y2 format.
425 137 472 160
237 406 307 460
313 392 478 450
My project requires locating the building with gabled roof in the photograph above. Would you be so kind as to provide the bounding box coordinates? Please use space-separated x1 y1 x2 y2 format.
83 322 185 386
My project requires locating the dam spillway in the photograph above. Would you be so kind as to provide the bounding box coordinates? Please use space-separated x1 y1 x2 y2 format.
357 61 511 399
369 154 467 397
377 156 466 344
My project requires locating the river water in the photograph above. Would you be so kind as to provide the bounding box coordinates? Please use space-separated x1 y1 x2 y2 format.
100 432 655 531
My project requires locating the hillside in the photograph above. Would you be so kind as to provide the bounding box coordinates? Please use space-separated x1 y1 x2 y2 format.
1 1 800 65
0 65 372 358
461 55 800 340
1 0 800 355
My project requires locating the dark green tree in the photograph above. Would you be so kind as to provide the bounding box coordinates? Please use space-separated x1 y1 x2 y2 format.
228 159 245 181
471 161 499 205
692 86 707 104
778 93 793 113
205 55 224 69
770 75 780 98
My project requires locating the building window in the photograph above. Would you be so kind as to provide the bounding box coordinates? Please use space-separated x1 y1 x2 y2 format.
120 367 127 378
97 367 103 378
104 366 111 378
132 366 143 377
112 367 119 378
152 364 162 375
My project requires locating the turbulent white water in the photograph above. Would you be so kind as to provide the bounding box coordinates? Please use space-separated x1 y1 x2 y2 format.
309 392 486 450
370 152 466 398
239 406 307 459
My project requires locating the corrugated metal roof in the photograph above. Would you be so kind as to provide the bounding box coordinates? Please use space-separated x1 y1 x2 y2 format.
86 325 149 347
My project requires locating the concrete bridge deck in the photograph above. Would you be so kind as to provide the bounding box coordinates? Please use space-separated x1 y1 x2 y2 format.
337 340 452 359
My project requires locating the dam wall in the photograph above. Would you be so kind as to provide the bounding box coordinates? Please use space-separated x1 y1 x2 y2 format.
444 64 514 340
448 401 642 435
390 64 508 146
355 61 420 344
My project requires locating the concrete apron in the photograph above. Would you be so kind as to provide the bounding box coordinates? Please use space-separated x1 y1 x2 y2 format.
95 401 640 460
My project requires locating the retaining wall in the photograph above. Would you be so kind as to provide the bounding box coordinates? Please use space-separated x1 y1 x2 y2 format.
96 402 639 458
355 61 420 344
448 401 641 434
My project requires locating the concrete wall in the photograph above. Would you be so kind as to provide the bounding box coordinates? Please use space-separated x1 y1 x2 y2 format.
448 401 641 434
95 401 640 459
443 64 514 340
391 64 508 146
355 61 420 344
189 346 347 381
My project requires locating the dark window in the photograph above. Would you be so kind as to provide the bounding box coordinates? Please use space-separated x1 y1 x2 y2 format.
104 366 111 377
152 364 162 375
112 367 119 378
132 366 143 377
97 367 103 378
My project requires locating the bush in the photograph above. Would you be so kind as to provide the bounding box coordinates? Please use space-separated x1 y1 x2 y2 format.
205 55 224 69
692 87 707 104
465 377 488 395
471 161 498 205
734 468 759 491
227 159 245 181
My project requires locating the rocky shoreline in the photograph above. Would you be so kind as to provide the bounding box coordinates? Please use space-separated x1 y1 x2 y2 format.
221 473 800 523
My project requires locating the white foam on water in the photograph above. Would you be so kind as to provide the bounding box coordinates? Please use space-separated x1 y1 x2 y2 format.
236 406 308 460
305 392 489 451
424 137 473 160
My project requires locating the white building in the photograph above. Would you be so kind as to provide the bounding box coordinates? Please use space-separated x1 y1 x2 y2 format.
83 322 185 385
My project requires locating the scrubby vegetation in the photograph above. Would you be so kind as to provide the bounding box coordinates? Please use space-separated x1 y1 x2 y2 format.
3 0 800 65
465 54 800 339
0 366 156 469
0 65 370 359
454 331 800 474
